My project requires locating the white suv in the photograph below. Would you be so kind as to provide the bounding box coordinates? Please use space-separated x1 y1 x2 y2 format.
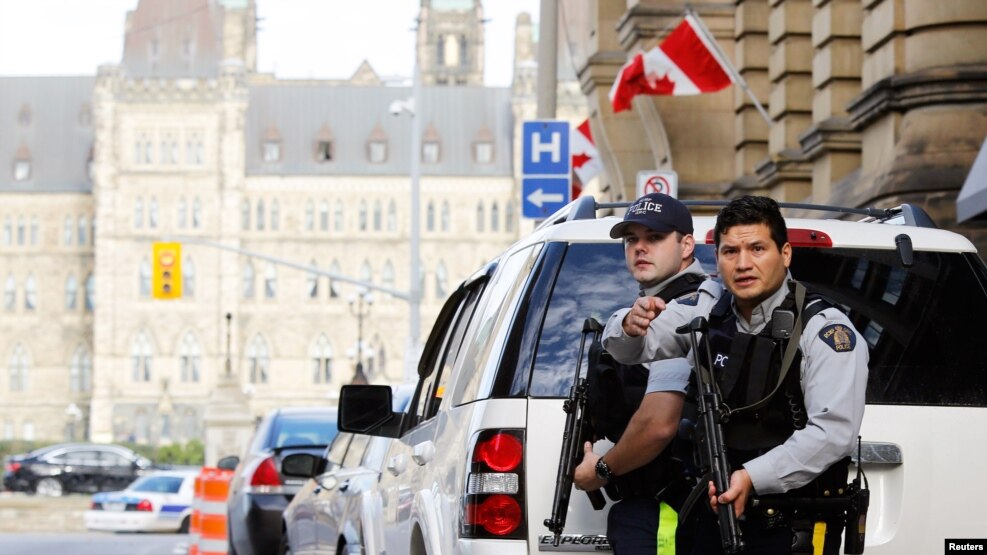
338 196 987 554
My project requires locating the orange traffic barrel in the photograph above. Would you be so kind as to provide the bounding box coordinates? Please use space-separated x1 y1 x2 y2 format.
193 467 233 555
188 473 203 555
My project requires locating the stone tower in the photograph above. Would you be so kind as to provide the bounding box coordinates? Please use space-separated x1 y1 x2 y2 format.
219 0 258 72
417 0 485 86
89 0 251 443
120 0 256 77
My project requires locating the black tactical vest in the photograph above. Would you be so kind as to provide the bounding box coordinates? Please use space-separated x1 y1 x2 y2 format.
699 283 831 462
587 271 704 501
687 283 855 511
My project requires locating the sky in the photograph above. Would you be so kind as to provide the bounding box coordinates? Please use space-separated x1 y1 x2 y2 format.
0 0 540 86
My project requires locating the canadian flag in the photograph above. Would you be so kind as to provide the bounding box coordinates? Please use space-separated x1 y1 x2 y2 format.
570 119 602 198
609 14 734 113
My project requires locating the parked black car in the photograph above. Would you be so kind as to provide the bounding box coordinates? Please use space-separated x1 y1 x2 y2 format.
227 406 338 555
2 443 152 496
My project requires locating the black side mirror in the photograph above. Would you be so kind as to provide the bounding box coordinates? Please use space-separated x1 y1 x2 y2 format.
217 455 240 471
339 385 404 437
281 453 321 478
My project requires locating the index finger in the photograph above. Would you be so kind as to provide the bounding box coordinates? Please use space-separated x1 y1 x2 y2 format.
640 295 666 314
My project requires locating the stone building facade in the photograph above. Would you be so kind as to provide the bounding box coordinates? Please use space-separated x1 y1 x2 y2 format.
0 0 583 445
564 0 987 249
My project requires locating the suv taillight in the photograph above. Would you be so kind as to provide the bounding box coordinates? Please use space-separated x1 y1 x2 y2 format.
6 462 20 473
462 429 526 539
248 456 284 493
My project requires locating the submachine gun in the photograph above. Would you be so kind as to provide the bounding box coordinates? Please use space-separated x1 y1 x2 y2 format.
544 318 607 546
677 316 744 555
677 313 870 554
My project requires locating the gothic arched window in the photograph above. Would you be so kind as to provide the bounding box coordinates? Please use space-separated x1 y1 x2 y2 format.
311 334 333 384
247 335 270 384
131 332 153 382
180 332 201 382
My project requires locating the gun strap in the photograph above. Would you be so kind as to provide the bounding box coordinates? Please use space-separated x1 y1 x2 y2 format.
728 281 806 417
678 472 713 526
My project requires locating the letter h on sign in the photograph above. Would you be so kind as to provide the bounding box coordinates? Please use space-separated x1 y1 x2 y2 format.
532 131 561 164
521 120 571 219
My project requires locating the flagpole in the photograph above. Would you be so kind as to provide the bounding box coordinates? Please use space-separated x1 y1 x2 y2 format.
685 9 772 127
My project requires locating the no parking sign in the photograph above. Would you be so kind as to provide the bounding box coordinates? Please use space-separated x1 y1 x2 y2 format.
636 170 678 198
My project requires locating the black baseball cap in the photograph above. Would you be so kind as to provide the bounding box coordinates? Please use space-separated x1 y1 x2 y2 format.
609 192 694 238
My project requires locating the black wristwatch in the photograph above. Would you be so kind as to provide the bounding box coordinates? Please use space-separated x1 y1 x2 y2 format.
595 457 615 483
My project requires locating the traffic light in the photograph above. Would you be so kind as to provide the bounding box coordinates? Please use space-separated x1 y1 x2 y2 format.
152 242 182 300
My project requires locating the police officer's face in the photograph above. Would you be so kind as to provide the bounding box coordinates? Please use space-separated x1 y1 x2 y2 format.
716 223 792 317
622 223 695 287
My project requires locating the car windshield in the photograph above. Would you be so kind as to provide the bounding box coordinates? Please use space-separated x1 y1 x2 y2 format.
273 413 337 448
129 475 185 493
527 243 987 407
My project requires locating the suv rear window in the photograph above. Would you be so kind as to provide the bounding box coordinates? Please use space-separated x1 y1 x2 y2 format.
523 242 987 407
793 248 987 407
527 243 640 397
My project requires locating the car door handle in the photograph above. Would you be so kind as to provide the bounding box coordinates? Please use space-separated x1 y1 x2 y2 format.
851 441 903 465
338 480 350 493
412 441 435 466
387 454 407 476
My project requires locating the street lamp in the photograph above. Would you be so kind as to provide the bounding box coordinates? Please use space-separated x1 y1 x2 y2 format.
389 26 423 384
347 287 374 384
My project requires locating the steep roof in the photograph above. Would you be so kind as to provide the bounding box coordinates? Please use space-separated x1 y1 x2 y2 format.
0 76 95 193
245 83 514 177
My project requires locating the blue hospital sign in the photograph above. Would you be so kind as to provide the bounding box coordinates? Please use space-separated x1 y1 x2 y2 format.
522 120 570 218
523 121 570 176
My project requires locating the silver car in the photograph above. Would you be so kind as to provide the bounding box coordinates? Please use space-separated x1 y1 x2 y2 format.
280 386 413 555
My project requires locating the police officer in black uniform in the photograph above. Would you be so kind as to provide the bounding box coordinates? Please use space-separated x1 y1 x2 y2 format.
603 196 868 555
574 192 704 554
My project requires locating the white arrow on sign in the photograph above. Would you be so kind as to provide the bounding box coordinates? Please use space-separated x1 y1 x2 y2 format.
526 188 564 208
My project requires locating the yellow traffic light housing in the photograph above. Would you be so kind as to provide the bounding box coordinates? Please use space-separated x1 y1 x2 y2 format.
152 242 182 300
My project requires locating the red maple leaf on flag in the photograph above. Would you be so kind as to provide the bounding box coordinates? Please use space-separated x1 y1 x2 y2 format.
572 152 592 169
646 73 676 95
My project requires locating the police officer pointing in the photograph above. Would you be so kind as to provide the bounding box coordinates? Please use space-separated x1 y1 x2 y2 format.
574 192 703 554
602 196 868 554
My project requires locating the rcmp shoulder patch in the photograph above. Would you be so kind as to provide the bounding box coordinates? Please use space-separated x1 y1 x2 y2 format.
818 323 857 352
675 292 700 306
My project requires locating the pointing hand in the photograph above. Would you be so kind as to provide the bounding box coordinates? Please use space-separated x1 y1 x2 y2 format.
622 296 665 337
